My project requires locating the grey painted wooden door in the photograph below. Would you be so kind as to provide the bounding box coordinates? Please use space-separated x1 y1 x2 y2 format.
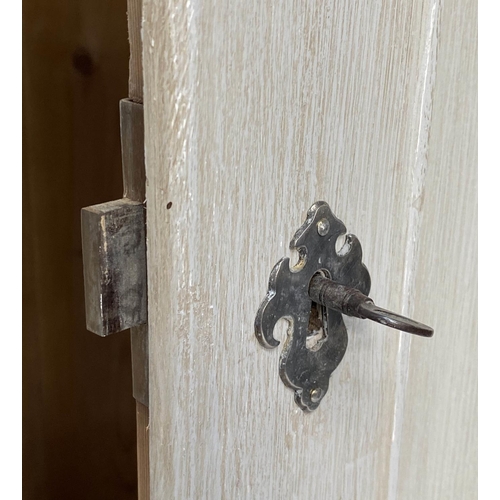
141 0 477 498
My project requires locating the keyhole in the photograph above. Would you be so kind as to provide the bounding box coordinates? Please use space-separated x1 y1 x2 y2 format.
306 271 329 351
306 302 327 351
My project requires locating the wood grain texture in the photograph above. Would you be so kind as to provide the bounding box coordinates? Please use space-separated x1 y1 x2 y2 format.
81 199 147 336
128 0 144 101
119 99 150 407
23 0 137 498
126 0 151 496
121 99 147 202
141 0 475 498
137 402 151 500
396 0 477 498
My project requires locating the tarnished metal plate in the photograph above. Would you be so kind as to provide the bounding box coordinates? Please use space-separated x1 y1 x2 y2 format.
255 201 370 411
82 198 147 337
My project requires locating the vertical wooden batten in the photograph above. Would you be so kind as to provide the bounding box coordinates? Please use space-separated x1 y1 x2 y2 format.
121 96 151 498
128 0 144 103
126 0 150 498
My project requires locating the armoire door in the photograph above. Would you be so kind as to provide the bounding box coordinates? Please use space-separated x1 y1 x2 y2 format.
141 1 477 498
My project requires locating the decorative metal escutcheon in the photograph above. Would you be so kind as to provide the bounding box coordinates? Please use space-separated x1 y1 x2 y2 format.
254 201 433 412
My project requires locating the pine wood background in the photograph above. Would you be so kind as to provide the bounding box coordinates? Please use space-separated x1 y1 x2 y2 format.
23 1 137 497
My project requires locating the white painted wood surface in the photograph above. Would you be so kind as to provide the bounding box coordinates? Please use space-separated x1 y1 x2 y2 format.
396 0 477 498
141 0 477 498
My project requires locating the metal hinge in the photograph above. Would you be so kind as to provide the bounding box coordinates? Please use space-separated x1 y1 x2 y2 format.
81 99 149 407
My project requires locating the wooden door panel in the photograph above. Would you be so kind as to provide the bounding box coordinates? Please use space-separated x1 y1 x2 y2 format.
141 0 476 498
